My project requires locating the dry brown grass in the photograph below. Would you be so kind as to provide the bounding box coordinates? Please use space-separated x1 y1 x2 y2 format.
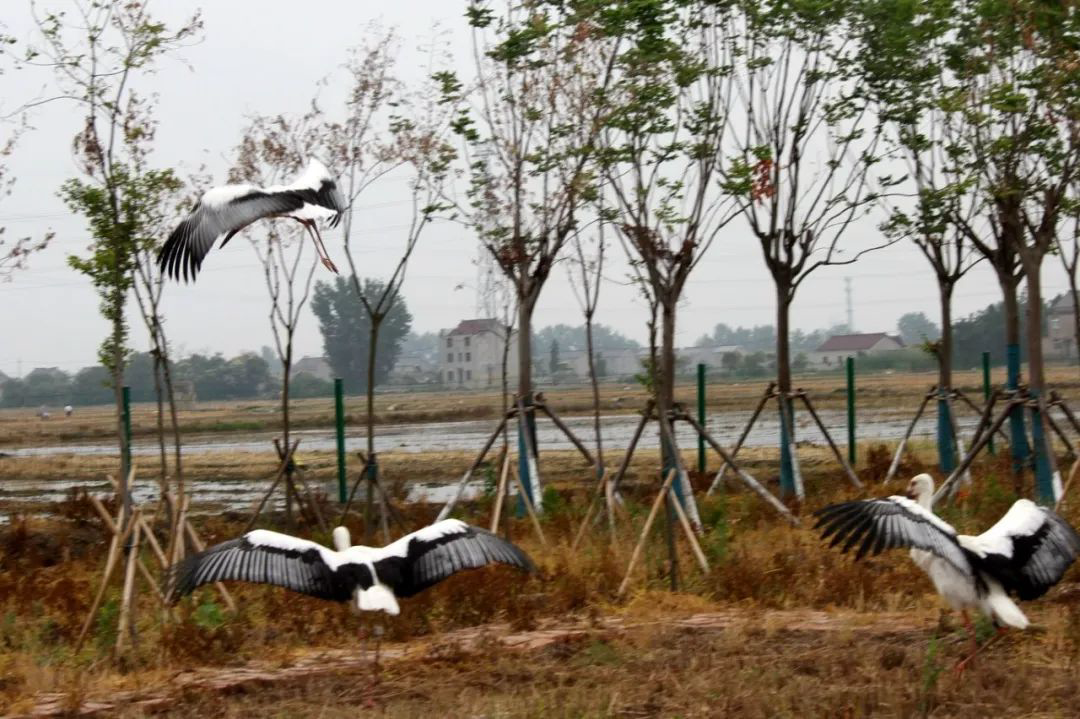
5 365 1077 448
2 449 1080 715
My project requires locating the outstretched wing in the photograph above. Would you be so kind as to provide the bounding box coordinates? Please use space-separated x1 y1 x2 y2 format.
165 529 365 603
967 499 1080 600
158 188 304 282
813 496 973 575
371 519 534 598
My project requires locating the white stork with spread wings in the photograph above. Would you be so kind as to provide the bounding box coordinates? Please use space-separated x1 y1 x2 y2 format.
815 473 1080 670
165 519 533 615
158 158 346 282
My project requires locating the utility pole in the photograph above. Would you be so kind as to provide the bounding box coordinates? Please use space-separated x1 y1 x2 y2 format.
844 277 854 333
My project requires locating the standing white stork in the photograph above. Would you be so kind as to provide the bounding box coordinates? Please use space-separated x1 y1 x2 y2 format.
814 473 1080 670
158 158 346 282
165 519 533 615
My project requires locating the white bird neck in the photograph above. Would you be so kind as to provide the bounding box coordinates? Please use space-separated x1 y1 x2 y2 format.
913 487 934 510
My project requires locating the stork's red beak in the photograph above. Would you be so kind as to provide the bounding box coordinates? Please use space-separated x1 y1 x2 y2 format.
904 489 917 500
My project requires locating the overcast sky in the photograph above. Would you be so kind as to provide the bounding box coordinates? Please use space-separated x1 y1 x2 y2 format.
0 1 1070 379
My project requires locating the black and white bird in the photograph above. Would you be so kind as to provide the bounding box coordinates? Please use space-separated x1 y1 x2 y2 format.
165 519 533 615
158 158 347 282
814 473 1080 668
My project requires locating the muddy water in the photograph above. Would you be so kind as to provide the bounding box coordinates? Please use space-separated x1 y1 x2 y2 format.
1 408 978 520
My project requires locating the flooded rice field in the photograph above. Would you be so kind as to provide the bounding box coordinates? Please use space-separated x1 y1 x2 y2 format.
1 407 980 521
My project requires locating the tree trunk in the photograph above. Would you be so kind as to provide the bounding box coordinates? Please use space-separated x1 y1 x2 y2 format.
584 310 604 471
995 264 1030 476
365 318 381 542
152 354 167 490
1068 270 1080 366
282 342 293 528
517 287 535 401
775 283 798 498
112 316 130 526
658 297 677 412
937 280 956 472
1021 255 1058 502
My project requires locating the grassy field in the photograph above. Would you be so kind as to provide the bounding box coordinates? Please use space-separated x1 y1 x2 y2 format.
4 365 1078 448
3 447 1080 716
2 367 1080 715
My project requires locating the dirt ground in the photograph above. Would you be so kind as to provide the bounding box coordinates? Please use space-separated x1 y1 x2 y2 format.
12 602 1080 718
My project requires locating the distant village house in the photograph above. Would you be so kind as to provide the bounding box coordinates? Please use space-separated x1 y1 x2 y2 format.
811 332 904 368
439 319 519 389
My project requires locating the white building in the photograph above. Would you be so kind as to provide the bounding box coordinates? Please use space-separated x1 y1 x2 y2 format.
440 319 519 389
811 332 904 368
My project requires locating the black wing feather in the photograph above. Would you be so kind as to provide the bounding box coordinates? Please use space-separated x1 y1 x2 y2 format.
158 190 305 282
813 497 973 575
373 525 533 599
165 535 364 603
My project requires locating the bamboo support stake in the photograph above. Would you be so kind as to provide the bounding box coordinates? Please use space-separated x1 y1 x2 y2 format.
610 401 653 495
115 520 142 654
572 469 610 551
338 455 374 525
884 389 935 484
435 413 509 522
953 388 1010 444
183 519 238 612
668 483 710 575
946 395 973 492
489 449 513 533
933 399 1022 505
509 463 547 547
75 510 137 652
680 413 799 525
537 400 595 466
1056 457 1080 511
88 496 166 607
618 470 678 597
708 383 774 493
797 391 862 488
245 439 302 533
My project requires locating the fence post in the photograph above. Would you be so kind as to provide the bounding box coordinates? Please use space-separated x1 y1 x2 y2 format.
697 363 706 473
846 356 856 466
121 385 132 478
334 378 347 504
982 351 995 455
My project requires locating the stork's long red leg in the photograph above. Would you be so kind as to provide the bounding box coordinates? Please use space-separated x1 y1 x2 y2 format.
953 611 987 676
295 219 339 273
305 220 339 274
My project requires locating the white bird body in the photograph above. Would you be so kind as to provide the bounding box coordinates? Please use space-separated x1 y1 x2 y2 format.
159 158 346 281
167 519 533 616
815 474 1080 631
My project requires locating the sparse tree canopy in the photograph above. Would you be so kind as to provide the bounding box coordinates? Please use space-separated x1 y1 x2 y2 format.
897 312 941 346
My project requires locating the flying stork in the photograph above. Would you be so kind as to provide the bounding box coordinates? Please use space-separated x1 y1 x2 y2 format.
158 158 346 282
814 473 1080 671
165 519 533 615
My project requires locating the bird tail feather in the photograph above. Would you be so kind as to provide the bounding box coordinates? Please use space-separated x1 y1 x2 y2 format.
357 583 400 615
987 590 1029 629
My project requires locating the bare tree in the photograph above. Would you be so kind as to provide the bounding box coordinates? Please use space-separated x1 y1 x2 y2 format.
439 1 621 430
718 0 893 496
567 222 607 473
944 1 1080 501
596 1 742 524
231 112 325 525
328 33 455 538
28 0 200 524
0 30 52 277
